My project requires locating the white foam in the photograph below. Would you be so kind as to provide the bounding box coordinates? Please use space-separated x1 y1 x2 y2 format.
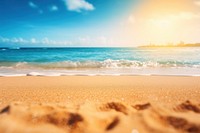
0 72 200 77
0 74 26 77
1 59 200 70
26 72 62 76
26 72 45 76
1 65 200 77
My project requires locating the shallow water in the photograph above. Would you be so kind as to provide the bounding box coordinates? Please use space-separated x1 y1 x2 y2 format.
0 47 200 76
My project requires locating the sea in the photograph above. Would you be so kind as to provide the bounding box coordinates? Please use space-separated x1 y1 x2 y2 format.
0 47 200 76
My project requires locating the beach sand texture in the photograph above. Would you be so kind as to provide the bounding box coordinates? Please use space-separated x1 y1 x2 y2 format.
0 76 200 133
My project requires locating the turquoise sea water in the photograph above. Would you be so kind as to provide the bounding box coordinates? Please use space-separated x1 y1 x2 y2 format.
0 47 200 76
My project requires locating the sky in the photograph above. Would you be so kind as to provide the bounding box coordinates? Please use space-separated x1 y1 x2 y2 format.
0 0 200 47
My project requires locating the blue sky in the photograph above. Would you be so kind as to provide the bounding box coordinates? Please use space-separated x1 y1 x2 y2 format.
0 0 139 47
1 0 200 47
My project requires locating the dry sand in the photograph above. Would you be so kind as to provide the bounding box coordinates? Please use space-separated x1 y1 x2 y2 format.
0 76 200 133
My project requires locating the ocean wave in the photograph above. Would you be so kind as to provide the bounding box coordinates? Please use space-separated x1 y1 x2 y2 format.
0 49 7 51
9 47 21 50
0 59 200 69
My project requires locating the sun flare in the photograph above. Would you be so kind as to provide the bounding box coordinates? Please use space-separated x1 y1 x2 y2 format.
150 18 172 29
119 0 200 46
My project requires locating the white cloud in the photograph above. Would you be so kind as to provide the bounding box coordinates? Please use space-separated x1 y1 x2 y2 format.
42 38 50 44
0 36 116 46
31 38 37 43
0 37 28 44
18 38 27 43
194 0 200 6
63 0 94 12
0 36 73 46
29 1 38 8
40 38 72 45
50 5 58 11
0 37 9 43
148 12 200 26
29 1 43 14
76 36 114 46
128 15 136 24
178 12 200 19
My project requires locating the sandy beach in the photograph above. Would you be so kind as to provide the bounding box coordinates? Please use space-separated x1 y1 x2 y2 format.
2 0 200 132
0 76 200 133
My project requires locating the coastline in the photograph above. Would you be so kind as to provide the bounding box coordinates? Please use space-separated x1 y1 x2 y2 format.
1 67 200 77
0 76 200 133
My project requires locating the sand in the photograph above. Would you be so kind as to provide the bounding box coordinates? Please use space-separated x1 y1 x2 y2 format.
0 76 200 133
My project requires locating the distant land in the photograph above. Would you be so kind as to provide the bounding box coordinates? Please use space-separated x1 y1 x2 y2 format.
139 42 200 48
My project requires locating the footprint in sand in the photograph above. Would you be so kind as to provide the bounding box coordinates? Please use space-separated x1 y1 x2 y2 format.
0 105 10 114
162 116 200 133
175 100 200 113
132 103 151 111
105 117 120 131
100 102 128 115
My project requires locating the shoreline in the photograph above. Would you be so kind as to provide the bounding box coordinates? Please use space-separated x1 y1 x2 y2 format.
0 71 200 78
1 73 200 77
